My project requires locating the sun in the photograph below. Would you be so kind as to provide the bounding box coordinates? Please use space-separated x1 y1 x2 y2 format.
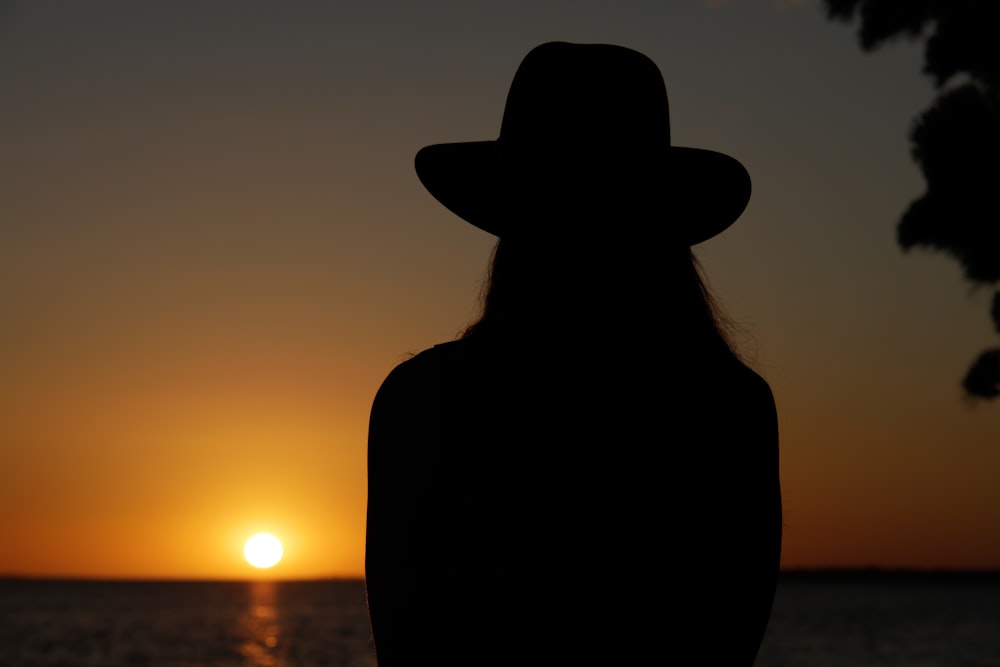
244 533 283 569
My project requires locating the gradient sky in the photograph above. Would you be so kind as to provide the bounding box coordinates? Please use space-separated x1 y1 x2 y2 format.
2 0 997 579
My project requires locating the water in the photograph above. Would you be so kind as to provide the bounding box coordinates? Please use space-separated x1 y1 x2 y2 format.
756 572 1000 667
2 573 998 666
0 579 375 667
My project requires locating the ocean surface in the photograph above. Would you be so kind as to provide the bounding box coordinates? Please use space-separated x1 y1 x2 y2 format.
2 572 998 666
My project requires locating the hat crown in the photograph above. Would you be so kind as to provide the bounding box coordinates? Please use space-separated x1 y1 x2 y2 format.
498 42 672 164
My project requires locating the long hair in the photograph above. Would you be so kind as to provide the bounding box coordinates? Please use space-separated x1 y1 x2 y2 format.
461 232 742 365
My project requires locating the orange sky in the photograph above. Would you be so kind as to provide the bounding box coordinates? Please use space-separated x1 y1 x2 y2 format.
1 1 998 579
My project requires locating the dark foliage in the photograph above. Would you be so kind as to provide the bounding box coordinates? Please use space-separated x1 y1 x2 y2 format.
824 0 1000 399
898 84 1000 284
823 0 1000 86
962 349 1000 399
992 292 1000 333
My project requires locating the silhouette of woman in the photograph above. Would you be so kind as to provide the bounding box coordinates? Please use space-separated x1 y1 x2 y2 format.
366 42 781 666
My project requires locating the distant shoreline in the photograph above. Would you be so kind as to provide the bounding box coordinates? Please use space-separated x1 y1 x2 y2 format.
2 569 1000 584
777 568 1000 583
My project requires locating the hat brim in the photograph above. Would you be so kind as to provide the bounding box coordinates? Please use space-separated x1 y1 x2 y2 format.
415 140 751 245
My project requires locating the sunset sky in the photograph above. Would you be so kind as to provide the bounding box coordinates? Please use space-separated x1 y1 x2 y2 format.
2 0 997 579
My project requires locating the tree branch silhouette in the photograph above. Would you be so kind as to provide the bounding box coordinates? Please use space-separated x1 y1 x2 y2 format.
824 0 1000 400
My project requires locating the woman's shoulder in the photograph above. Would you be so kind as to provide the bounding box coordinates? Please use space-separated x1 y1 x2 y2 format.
685 356 778 451
722 360 779 454
371 340 472 414
734 360 776 406
702 352 773 402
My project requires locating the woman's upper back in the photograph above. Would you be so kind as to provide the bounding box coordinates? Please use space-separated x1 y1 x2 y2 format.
366 337 780 665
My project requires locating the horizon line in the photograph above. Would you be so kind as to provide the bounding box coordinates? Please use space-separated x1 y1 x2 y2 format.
4 566 1000 583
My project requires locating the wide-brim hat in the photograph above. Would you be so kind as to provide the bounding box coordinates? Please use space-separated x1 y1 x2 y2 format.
415 42 751 245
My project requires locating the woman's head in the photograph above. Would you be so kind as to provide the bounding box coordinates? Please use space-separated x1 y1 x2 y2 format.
423 43 753 362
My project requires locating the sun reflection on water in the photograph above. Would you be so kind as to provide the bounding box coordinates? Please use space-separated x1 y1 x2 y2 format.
240 580 283 666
